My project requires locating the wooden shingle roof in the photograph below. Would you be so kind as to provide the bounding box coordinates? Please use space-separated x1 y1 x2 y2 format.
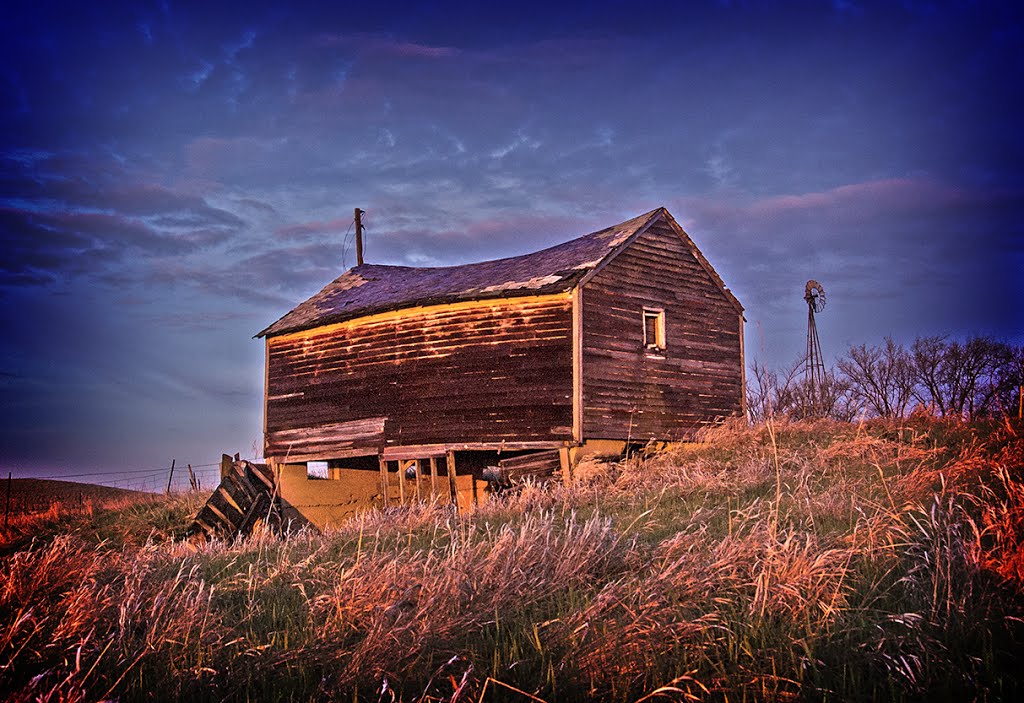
257 207 739 338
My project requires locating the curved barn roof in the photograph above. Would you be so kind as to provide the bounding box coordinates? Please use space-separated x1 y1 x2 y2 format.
257 207 739 338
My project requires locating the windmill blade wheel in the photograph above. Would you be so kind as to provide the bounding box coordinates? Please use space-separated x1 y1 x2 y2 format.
804 280 826 313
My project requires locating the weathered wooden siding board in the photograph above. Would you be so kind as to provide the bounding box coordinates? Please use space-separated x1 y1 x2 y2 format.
266 296 573 459
582 221 742 440
266 417 386 459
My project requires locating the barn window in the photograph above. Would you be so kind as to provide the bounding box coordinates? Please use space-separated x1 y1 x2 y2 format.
306 461 329 480
642 308 666 351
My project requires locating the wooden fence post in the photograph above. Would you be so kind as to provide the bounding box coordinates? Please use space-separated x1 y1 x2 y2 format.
165 459 176 495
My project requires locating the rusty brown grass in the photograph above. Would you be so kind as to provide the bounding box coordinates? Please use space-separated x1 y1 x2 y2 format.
2 416 1023 702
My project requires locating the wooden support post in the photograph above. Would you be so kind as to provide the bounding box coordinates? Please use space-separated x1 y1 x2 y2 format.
165 459 176 495
429 457 438 497
355 207 365 266
559 446 572 487
397 458 406 504
571 287 583 443
446 450 459 512
414 459 422 501
187 463 197 491
378 456 389 507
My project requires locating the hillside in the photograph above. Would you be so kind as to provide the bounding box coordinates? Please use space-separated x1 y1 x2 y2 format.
1 479 205 554
5 478 148 510
2 417 1023 702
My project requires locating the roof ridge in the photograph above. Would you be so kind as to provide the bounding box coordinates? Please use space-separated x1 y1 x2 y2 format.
351 207 664 274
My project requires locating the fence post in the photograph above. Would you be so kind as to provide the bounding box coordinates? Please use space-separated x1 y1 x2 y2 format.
166 459 176 495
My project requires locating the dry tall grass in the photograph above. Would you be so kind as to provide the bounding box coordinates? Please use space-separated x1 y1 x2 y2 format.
2 417 1022 702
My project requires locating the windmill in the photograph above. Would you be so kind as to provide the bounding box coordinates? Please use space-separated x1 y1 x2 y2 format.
803 280 827 414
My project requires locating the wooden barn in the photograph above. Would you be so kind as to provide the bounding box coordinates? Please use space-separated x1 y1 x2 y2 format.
256 206 744 526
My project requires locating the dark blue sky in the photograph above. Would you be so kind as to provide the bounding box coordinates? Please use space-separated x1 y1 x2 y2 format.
2 1 1022 488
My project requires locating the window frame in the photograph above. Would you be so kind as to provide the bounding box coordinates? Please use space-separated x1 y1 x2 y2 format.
642 307 666 352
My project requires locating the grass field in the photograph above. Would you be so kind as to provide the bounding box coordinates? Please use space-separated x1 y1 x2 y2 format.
0 480 175 556
2 416 1023 702
2 478 151 521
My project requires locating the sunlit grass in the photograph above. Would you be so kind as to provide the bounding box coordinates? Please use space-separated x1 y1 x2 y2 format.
2 416 1022 701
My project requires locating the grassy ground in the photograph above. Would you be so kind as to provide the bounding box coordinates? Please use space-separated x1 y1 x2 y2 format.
1 482 205 556
3 479 147 514
2 416 1023 702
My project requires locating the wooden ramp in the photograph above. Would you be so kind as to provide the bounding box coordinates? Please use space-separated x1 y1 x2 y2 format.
188 459 277 540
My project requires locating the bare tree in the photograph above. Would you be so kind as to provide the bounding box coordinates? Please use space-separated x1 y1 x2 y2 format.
746 359 777 423
910 336 949 415
910 336 1021 418
750 336 1023 425
770 358 808 418
975 342 1023 417
838 337 915 418
745 357 805 421
748 357 854 422
786 368 855 421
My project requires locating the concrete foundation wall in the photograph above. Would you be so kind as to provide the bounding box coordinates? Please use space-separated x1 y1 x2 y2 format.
276 463 487 530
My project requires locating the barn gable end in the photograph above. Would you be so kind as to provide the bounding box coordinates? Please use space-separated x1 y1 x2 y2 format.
579 213 744 441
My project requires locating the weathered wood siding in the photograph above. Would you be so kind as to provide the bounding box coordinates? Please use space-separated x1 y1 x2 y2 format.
265 296 573 460
581 220 743 440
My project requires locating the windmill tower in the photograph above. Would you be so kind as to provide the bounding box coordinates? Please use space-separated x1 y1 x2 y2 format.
803 280 827 414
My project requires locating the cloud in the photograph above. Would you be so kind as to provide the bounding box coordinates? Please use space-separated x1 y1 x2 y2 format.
184 136 290 180
0 149 254 290
235 197 277 215
315 33 460 59
0 203 239 289
275 216 353 241
186 60 215 89
145 310 261 333
103 183 242 223
235 241 347 290
4 152 247 230
0 207 103 286
368 210 597 266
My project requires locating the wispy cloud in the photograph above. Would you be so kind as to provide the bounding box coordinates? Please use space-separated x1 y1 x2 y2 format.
315 33 460 59
275 216 353 241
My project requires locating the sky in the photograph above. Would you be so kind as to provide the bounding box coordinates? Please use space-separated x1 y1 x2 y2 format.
2 0 1022 489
